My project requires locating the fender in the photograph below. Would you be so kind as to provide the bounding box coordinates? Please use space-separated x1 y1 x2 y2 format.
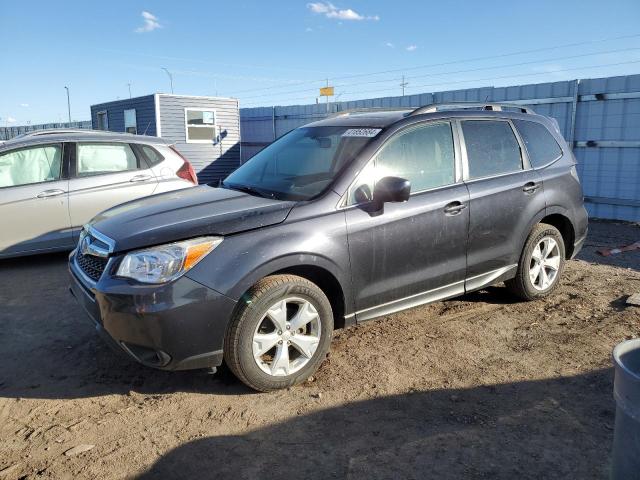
226 252 354 316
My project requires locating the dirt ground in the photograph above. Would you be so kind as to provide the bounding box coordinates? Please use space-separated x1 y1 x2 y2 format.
1 219 639 480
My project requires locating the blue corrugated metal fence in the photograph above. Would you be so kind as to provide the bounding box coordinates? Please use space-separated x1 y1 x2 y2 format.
0 121 92 141
240 74 640 222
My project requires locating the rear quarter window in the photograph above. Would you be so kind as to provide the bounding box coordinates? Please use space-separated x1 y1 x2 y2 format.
139 145 164 166
513 120 563 168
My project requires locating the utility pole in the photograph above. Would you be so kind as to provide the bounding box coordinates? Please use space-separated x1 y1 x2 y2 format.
400 75 408 96
127 82 132 99
64 86 71 123
161 67 174 93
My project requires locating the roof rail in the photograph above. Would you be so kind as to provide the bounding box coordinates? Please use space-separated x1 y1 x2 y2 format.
409 102 535 116
327 107 412 119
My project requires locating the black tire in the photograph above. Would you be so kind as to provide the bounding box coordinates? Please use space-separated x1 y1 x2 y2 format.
224 274 333 392
506 223 566 301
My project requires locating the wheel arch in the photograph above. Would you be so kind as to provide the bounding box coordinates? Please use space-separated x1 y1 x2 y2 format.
229 254 352 330
540 210 576 259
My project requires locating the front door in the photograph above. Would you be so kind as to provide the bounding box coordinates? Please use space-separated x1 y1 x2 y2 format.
67 142 158 239
0 143 73 256
345 121 469 321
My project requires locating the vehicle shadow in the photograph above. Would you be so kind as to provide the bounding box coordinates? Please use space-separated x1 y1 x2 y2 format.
136 369 615 480
455 285 522 305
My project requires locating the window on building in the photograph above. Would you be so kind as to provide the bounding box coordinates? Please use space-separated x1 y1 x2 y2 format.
96 111 108 131
124 109 137 135
77 143 138 176
185 108 216 143
461 120 523 179
0 144 62 188
513 119 562 168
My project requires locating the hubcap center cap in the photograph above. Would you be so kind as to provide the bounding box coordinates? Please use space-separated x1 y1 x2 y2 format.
281 331 292 341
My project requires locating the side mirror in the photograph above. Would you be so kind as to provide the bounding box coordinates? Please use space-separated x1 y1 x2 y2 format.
372 176 411 210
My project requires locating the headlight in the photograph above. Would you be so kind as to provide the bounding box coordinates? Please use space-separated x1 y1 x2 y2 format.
116 236 223 284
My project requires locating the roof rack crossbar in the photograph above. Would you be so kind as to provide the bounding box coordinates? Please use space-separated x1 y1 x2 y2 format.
409 102 535 116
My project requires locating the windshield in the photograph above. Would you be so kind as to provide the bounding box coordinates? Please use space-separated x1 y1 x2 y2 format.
223 126 376 200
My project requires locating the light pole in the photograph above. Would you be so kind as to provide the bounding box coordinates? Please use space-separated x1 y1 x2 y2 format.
64 86 71 123
161 67 174 93
127 82 132 99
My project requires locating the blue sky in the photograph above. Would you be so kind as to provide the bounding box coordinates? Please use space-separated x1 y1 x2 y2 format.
1 0 639 125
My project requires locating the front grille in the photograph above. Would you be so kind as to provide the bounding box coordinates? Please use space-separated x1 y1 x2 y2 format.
76 252 108 282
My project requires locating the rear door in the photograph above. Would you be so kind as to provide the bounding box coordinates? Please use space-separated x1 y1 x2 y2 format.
459 118 545 288
67 142 159 239
0 143 73 256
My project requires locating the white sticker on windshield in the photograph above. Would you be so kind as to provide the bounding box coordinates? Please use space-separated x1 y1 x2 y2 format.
341 128 382 138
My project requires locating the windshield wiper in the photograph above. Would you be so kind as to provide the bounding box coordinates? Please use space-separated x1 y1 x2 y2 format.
222 182 275 199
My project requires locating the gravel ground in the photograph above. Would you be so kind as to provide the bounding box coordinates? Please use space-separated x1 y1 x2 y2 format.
0 219 639 480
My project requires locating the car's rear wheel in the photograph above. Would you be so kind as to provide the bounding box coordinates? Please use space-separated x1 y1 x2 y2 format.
224 274 333 392
506 223 566 301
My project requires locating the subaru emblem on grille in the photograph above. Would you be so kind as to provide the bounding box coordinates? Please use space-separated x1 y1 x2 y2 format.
80 235 92 256
79 231 111 258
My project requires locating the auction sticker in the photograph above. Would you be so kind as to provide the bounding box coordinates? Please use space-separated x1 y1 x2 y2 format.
342 128 382 137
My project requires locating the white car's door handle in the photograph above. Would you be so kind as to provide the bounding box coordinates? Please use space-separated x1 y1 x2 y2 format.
130 174 153 182
36 189 66 198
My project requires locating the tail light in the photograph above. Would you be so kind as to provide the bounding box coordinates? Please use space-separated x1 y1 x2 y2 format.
170 146 198 185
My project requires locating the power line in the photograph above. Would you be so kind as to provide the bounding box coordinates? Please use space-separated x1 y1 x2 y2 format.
239 46 640 101
232 32 640 97
345 59 640 98
241 59 640 107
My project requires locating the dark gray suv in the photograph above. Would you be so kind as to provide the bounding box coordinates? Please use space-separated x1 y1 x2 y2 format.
69 103 588 391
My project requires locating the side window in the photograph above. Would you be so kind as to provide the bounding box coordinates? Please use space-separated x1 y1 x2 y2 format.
0 144 62 188
76 143 138 176
348 122 455 204
513 119 562 168
462 120 523 179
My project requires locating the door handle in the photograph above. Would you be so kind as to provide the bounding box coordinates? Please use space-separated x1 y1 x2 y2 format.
444 201 467 216
523 182 540 194
130 174 153 182
36 189 66 198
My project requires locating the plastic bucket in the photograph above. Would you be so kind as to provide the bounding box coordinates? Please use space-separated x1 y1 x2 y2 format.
612 338 640 479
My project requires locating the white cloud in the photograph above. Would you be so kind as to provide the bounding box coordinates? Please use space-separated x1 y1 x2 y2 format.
307 2 379 21
135 11 162 33
305 27 313 32
406 45 418 52
20 103 29 108
6 116 17 123
385 42 394 48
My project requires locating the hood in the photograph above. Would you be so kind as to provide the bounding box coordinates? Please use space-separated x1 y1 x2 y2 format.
90 185 295 252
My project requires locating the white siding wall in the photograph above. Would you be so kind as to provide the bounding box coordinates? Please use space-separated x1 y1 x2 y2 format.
158 95 241 184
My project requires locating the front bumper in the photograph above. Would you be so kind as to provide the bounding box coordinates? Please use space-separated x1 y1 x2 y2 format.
68 252 236 371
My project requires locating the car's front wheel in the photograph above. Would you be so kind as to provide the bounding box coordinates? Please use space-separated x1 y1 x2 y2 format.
506 223 566 301
224 274 333 392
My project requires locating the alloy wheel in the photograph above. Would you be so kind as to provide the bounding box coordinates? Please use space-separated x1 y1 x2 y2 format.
252 297 322 376
529 236 561 291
